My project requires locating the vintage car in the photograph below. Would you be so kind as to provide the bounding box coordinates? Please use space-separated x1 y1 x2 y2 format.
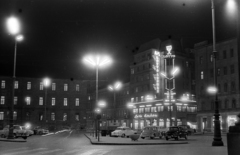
21 126 34 136
178 125 195 135
140 126 168 139
111 126 137 137
33 126 49 135
0 125 28 139
165 126 188 140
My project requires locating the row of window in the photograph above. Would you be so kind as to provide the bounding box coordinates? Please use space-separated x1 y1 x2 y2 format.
199 48 234 64
131 63 152 74
200 98 237 111
133 106 197 114
131 74 150 82
1 80 80 92
200 65 235 80
0 111 80 121
0 96 80 106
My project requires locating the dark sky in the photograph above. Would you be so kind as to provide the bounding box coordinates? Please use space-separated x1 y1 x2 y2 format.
0 0 237 83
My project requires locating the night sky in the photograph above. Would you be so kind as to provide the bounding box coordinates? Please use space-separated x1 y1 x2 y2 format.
0 0 237 83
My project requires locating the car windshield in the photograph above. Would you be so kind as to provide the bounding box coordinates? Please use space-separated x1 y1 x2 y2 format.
116 127 123 130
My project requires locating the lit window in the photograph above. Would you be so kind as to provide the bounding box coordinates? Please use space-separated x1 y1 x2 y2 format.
64 98 68 106
64 84 68 91
136 97 138 102
39 97 43 105
51 113 55 121
88 96 91 100
131 68 134 74
159 119 164 127
52 83 56 91
133 109 138 114
52 98 55 106
201 71 204 79
1 96 5 105
135 87 138 92
210 54 213 62
63 113 67 121
75 114 79 121
27 82 31 90
199 56 203 64
0 112 4 120
168 106 173 111
177 106 182 111
40 82 43 90
13 111 17 120
131 98 134 102
126 90 129 95
14 97 17 105
1 80 5 89
141 96 144 101
139 108 144 113
75 98 79 106
151 107 157 112
76 84 79 91
14 81 19 89
39 114 43 121
26 97 31 105
145 107 150 112
157 106 164 112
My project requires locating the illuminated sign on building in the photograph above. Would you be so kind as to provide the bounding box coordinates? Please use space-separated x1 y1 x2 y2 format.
134 113 158 118
163 45 175 58
153 51 160 93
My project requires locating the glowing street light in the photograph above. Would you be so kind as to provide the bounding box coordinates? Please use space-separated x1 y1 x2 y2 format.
6 16 24 139
108 81 122 108
83 54 111 138
98 100 106 108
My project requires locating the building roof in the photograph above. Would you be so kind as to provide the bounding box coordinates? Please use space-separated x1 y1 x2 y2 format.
137 38 161 54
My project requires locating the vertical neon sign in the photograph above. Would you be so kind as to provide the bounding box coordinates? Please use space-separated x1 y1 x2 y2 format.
153 51 160 93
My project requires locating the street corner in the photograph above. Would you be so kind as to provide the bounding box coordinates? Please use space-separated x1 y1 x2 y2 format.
0 138 27 142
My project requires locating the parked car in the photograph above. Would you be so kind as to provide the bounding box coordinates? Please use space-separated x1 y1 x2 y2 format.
33 126 49 135
0 125 28 139
178 125 195 135
21 126 34 136
165 126 188 140
140 126 168 139
111 126 137 137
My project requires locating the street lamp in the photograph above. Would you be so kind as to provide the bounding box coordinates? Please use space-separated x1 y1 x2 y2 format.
43 78 51 128
108 81 122 108
6 16 24 139
83 54 111 138
210 0 224 146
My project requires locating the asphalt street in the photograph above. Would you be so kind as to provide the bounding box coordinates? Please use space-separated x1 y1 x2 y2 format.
0 130 228 155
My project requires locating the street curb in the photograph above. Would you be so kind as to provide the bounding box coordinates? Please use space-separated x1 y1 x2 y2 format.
0 138 27 142
84 134 188 145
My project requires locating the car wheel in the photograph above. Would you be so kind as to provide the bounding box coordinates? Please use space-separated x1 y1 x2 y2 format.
121 134 125 138
175 137 178 140
1 134 5 138
22 136 27 140
166 136 169 141
160 136 162 139
13 133 17 139
185 135 188 140
141 137 145 139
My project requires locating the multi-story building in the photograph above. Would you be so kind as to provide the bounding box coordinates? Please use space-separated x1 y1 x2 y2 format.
193 38 240 132
129 38 197 130
0 76 90 130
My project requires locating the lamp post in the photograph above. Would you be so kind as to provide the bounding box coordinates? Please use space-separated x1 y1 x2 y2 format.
210 0 224 146
108 82 122 109
83 54 111 138
97 100 106 141
6 16 24 139
43 78 51 128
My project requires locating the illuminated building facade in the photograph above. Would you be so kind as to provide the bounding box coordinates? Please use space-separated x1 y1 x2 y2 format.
193 38 240 132
129 38 197 130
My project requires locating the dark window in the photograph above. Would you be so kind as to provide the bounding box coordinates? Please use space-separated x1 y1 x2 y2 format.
223 67 227 75
215 52 219 60
230 65 235 74
199 56 203 64
217 68 221 76
210 69 214 77
211 100 214 110
232 99 236 108
230 48 234 57
218 84 221 93
225 99 229 109
218 100 221 109
224 83 228 92
223 50 227 59
231 81 236 92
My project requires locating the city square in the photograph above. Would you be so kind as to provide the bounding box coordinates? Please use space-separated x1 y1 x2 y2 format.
0 0 240 155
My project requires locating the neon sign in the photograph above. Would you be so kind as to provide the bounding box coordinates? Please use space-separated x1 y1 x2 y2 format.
164 45 175 58
134 113 158 118
153 51 160 93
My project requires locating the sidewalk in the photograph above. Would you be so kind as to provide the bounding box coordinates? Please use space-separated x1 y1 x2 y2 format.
84 133 188 145
0 137 26 142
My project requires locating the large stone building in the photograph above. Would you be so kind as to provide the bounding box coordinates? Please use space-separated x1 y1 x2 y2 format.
0 76 91 130
128 38 197 130
193 38 240 132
